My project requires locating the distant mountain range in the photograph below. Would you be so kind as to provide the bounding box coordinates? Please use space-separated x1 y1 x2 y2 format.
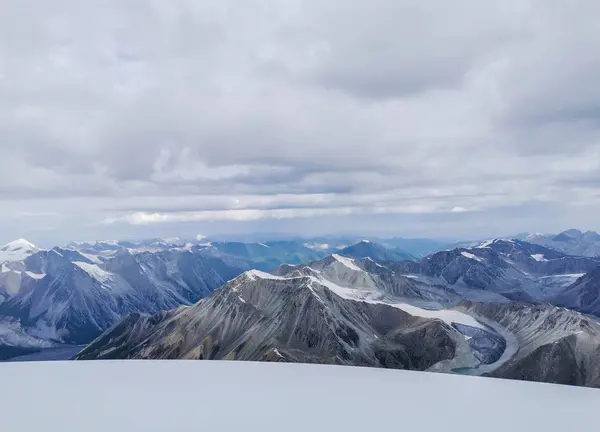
3 231 600 388
0 243 249 349
0 237 418 355
524 229 600 257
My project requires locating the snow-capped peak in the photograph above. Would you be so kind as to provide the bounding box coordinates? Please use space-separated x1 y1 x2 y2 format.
474 238 515 249
1 239 36 250
0 239 39 263
475 239 495 249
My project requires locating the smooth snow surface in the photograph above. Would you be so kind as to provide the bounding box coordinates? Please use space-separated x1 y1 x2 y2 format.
461 251 484 263
331 254 363 272
0 361 598 432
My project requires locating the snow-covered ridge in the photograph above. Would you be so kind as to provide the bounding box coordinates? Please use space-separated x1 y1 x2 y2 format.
245 270 287 281
475 239 515 249
73 261 114 283
365 257 385 268
236 261 486 332
331 254 364 272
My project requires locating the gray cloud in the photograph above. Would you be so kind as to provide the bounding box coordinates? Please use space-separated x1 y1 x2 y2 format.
1 0 600 244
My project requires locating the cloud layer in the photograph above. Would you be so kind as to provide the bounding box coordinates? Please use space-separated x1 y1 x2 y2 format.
1 0 600 244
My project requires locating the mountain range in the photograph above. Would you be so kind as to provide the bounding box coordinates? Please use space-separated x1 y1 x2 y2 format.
76 251 600 387
3 231 600 388
524 229 600 257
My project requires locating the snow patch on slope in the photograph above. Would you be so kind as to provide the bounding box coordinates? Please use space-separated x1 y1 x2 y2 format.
309 276 485 330
331 254 363 272
475 239 495 249
73 262 114 283
531 254 548 262
246 270 287 281
461 252 484 263
24 271 45 280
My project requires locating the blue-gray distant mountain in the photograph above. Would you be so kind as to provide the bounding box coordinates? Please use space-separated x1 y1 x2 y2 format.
339 240 416 262
0 243 249 352
379 237 449 258
386 239 600 305
202 241 328 270
551 266 600 316
525 229 600 257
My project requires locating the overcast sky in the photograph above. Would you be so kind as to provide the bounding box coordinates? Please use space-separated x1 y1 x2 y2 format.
1 0 600 245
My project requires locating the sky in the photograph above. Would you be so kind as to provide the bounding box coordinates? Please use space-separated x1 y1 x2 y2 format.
1 0 600 245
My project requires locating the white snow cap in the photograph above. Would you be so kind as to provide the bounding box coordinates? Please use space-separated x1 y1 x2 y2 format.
1 239 36 250
0 239 39 262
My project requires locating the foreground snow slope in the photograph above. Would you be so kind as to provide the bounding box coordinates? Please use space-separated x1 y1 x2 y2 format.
0 361 598 432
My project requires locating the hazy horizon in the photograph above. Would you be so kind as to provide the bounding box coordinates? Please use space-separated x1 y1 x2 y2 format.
0 226 589 250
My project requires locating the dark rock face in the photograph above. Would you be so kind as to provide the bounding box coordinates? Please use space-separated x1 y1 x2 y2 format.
374 321 456 370
552 266 600 316
488 337 586 386
458 301 600 388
